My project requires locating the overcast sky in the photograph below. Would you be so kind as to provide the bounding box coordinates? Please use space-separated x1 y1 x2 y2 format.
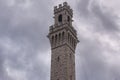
0 0 120 80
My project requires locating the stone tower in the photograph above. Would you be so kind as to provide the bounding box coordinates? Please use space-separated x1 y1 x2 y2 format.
48 2 79 80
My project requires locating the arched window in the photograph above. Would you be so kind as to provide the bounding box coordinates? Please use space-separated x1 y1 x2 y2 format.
62 32 65 42
73 39 75 48
71 37 73 46
57 56 60 62
58 14 62 22
51 36 54 45
70 35 72 45
70 75 72 80
67 16 70 22
70 53 72 59
68 33 70 43
59 33 61 42
55 34 57 45
72 37 74 47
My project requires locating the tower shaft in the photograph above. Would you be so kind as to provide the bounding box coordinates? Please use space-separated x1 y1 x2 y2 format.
48 2 79 80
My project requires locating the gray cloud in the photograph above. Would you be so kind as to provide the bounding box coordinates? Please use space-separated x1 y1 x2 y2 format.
91 1 119 33
77 0 90 17
77 0 119 33
76 0 120 80
78 37 109 80
0 0 120 80
0 0 52 80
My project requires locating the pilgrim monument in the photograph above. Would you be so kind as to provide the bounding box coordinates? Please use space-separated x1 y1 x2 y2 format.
48 2 79 80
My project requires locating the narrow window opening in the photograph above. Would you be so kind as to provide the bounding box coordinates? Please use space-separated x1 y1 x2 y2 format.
70 75 72 80
57 56 60 62
72 38 74 47
62 32 65 42
55 35 57 45
70 36 72 45
67 16 70 22
59 33 61 42
58 14 62 22
52 36 54 45
70 53 72 59
68 33 70 43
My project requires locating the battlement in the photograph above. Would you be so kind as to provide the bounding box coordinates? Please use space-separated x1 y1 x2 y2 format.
54 2 73 17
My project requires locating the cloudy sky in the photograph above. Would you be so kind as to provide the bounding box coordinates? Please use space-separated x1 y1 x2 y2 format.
0 0 120 80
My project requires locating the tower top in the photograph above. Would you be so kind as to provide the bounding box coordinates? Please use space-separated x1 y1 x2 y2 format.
54 2 73 17
48 2 79 50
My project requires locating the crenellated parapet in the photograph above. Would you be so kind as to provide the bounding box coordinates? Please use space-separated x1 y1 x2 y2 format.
54 2 73 17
